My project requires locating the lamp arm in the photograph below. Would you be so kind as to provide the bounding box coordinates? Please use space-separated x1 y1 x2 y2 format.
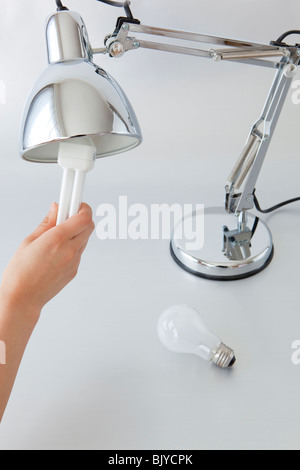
226 58 298 215
96 22 293 68
94 21 300 217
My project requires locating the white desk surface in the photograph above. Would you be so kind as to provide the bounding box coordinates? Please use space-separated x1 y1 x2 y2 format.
0 0 300 450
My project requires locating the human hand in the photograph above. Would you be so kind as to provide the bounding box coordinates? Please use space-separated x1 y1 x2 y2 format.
0 202 95 318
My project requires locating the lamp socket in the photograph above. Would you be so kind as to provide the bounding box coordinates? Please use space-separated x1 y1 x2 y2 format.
58 138 95 172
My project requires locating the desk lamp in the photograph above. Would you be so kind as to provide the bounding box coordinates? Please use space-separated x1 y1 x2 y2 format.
21 0 300 280
95 0 300 280
20 1 142 225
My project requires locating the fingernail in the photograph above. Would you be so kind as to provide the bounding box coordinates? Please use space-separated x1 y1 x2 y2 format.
45 203 57 221
49 202 56 214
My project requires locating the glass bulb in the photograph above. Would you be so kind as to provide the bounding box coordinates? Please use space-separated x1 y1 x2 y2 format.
157 305 236 368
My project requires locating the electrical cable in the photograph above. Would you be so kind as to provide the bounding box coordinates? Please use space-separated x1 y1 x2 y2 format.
271 30 300 47
275 30 300 44
95 0 133 19
95 0 129 7
253 191 300 214
55 0 69 11
250 216 259 240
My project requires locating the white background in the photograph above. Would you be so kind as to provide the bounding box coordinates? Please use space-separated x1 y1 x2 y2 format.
0 0 300 450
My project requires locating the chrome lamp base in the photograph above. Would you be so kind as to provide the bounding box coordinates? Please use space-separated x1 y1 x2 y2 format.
170 207 274 281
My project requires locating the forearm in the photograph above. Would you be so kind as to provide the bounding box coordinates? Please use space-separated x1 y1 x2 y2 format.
0 203 94 422
0 288 40 422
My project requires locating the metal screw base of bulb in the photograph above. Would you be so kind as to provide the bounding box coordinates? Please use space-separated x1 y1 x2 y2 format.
211 343 236 368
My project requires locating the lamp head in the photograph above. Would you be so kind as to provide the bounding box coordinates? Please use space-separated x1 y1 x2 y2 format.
20 10 142 163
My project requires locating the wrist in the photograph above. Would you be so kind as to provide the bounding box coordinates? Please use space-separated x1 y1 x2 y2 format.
0 286 41 326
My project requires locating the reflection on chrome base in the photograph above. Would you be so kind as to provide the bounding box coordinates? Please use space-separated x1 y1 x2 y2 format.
170 207 274 281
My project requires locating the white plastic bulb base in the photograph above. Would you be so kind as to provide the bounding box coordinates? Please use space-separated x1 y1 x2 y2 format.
57 138 95 225
157 305 236 369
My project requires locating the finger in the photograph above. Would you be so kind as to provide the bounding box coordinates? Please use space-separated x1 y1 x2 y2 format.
58 203 93 240
78 240 89 257
72 221 95 251
27 202 58 242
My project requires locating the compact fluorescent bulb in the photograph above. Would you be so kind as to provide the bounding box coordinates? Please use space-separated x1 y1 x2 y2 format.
57 138 95 225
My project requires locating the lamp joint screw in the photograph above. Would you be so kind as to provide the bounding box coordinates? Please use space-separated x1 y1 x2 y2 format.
210 49 222 61
109 41 125 57
122 23 130 30
133 41 140 48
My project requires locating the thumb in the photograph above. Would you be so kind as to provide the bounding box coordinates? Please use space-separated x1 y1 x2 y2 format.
28 202 58 242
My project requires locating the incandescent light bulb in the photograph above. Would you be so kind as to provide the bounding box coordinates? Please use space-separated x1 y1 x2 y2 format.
157 305 236 368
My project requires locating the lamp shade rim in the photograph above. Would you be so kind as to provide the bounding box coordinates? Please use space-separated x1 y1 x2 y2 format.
21 132 143 163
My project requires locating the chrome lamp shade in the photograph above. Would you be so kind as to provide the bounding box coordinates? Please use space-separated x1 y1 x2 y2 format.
20 11 142 163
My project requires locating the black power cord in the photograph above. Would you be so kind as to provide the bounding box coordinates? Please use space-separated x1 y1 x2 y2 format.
271 30 300 47
253 190 300 214
55 0 69 10
95 0 133 19
96 0 127 5
248 190 300 242
55 0 133 18
276 30 300 43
